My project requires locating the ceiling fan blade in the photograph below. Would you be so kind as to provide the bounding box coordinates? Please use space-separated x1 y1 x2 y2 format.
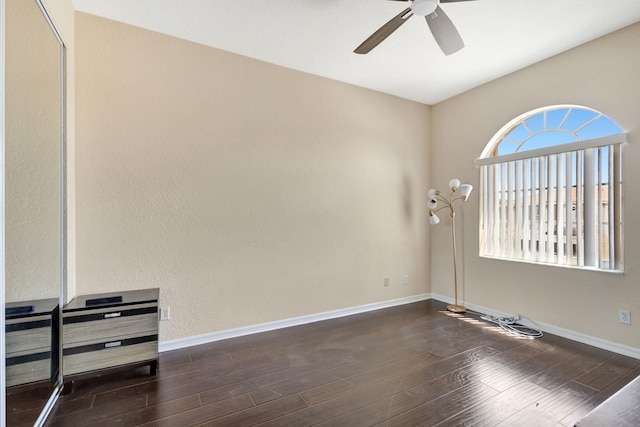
425 5 464 55
354 7 413 54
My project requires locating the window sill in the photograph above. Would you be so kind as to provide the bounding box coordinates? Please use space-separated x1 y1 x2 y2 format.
479 254 624 275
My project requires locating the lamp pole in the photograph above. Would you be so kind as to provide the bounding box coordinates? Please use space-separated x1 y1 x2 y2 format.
450 209 462 312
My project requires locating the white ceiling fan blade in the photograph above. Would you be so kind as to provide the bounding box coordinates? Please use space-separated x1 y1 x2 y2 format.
425 5 464 55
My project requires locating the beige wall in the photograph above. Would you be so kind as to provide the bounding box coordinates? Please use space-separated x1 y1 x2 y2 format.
3 0 74 302
5 0 61 302
75 14 431 342
431 23 640 350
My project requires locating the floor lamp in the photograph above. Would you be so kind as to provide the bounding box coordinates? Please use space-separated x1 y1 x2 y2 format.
428 179 473 313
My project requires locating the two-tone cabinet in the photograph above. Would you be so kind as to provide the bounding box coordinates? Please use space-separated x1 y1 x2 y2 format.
62 289 159 379
5 298 59 387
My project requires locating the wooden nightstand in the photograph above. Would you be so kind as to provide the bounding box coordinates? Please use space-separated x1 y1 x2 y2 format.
62 289 159 385
5 298 59 387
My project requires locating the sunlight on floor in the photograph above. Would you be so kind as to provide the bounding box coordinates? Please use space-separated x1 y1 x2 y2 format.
439 310 536 340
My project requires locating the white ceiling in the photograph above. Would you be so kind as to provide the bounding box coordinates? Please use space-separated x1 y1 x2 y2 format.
71 0 640 105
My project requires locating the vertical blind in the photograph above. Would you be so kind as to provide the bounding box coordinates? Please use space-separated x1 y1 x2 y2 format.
475 134 625 271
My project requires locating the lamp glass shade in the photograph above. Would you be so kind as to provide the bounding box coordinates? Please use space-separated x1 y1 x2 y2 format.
428 188 437 199
429 212 440 225
427 198 438 209
449 178 460 190
460 184 473 200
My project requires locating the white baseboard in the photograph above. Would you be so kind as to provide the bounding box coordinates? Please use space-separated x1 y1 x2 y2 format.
431 293 640 360
159 294 432 353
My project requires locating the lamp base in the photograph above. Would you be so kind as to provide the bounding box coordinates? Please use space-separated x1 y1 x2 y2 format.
447 304 466 313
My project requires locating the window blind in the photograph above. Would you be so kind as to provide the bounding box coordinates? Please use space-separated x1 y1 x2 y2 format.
476 134 625 271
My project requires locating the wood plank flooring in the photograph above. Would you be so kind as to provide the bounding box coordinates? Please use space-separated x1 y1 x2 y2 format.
26 299 640 426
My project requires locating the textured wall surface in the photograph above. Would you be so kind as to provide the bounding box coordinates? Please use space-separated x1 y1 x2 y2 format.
5 0 61 302
75 14 431 342
431 23 640 350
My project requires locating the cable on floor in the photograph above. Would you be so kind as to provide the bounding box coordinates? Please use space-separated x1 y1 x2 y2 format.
479 314 544 339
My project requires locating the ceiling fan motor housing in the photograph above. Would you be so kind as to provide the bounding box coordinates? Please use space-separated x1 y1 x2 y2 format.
411 0 438 16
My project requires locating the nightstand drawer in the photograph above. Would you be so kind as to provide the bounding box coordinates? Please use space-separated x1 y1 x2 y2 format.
6 357 50 387
6 315 52 354
63 305 157 345
63 337 157 375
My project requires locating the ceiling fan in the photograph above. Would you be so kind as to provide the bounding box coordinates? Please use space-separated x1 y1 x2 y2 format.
354 0 477 56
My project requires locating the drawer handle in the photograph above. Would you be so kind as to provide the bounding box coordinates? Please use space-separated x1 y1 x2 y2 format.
104 312 121 319
105 341 122 348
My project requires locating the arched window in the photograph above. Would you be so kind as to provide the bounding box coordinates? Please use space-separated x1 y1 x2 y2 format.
475 105 625 271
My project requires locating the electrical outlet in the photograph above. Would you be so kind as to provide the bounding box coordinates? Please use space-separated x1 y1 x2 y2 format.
403 274 409 286
384 277 390 287
159 306 171 321
619 309 631 325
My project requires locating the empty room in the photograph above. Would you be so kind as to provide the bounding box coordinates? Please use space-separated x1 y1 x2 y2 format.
2 0 640 426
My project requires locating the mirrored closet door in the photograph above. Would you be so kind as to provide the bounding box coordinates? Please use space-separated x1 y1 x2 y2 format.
3 0 66 425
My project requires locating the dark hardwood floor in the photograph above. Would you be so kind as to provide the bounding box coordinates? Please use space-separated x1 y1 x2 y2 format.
15 299 638 426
